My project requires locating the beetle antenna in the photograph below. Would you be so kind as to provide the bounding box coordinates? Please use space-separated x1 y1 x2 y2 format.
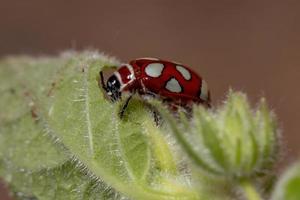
99 71 108 92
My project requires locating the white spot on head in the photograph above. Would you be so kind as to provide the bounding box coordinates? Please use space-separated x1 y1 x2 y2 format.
113 72 122 84
166 78 182 93
176 65 191 80
145 63 164 77
200 79 208 101
113 71 126 90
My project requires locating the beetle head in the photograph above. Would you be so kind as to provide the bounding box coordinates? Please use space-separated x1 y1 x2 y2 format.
105 74 122 102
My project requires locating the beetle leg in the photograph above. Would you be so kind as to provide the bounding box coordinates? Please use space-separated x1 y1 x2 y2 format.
141 91 159 101
119 95 133 119
99 71 108 92
152 110 161 126
141 101 162 126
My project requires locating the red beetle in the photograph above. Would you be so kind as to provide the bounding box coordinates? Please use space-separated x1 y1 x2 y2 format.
100 58 210 116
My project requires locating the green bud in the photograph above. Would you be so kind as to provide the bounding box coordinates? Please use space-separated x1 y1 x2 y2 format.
162 91 279 179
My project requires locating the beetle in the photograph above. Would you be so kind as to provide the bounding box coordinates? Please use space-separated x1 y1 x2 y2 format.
99 58 211 117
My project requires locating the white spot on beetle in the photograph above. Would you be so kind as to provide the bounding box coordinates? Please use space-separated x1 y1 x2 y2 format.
166 78 182 93
176 65 191 80
125 64 136 80
200 79 208 100
145 63 164 77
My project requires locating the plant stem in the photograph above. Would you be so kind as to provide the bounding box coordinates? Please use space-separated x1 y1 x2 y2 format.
239 179 263 200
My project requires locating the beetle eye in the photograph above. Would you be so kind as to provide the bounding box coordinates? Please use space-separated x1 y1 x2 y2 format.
107 75 119 87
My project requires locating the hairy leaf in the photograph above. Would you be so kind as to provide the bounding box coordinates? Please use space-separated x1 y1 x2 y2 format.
0 52 198 200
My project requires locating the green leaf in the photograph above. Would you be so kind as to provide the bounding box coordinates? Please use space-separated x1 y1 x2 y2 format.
0 52 199 200
0 56 66 124
142 119 178 174
271 162 300 200
0 56 69 171
0 113 68 171
42 55 197 199
1 160 126 200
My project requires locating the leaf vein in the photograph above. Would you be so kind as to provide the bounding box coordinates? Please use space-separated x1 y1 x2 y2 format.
83 63 94 156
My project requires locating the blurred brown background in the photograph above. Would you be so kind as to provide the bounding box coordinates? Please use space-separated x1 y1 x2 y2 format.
0 0 299 199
